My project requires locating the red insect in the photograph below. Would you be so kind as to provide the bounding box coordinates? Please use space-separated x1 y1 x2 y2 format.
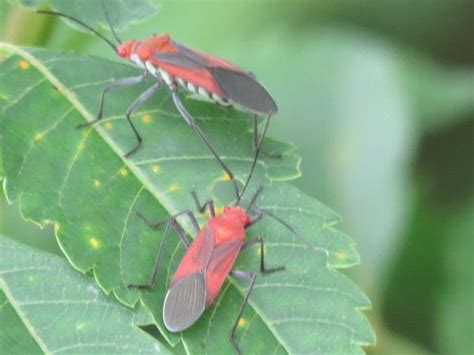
131 120 312 353
38 2 279 198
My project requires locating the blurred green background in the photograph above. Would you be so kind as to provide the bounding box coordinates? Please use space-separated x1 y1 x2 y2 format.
1 0 473 354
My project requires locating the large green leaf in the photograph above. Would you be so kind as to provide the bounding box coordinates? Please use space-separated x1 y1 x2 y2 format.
0 43 374 353
0 235 168 353
0 289 42 354
437 207 474 355
18 0 161 32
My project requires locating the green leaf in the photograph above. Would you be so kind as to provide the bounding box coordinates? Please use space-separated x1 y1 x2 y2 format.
0 288 42 354
0 43 374 353
19 0 161 32
238 29 415 289
400 55 474 133
437 207 474 355
0 235 168 353
0 144 3 179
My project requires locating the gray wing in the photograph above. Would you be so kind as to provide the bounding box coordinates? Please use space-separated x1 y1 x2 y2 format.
191 224 215 269
154 51 204 70
163 272 207 332
210 67 278 115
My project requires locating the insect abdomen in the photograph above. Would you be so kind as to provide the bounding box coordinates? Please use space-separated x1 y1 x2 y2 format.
132 54 231 107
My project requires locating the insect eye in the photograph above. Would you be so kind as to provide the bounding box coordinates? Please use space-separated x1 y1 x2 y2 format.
117 46 128 57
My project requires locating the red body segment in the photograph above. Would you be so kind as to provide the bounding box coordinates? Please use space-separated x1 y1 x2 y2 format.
170 206 249 306
118 34 244 97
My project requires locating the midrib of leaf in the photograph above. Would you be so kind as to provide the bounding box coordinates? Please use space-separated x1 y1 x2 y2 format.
0 279 49 353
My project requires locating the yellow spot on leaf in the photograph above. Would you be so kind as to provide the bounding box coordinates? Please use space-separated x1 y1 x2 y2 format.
335 251 347 261
0 93 10 101
19 60 29 69
142 114 152 123
204 207 223 217
89 237 101 249
119 168 128 176
223 173 231 181
76 322 85 331
169 184 178 192
152 164 161 173
94 179 101 188
105 122 113 129
238 318 247 327
34 132 44 142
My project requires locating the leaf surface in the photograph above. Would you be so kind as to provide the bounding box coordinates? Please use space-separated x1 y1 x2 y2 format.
437 208 474 355
0 235 168 354
19 0 161 32
0 289 42 355
0 43 373 353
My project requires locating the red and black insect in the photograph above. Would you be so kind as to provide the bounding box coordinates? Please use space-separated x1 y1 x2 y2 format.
38 2 279 198
131 118 312 353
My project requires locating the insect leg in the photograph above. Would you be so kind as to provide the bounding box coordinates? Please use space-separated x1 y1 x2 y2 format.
127 220 173 289
171 90 240 199
191 191 216 217
129 210 201 289
240 237 285 274
124 81 162 157
136 209 199 244
252 114 281 159
245 212 263 229
76 74 147 129
228 270 256 355
252 114 259 153
244 185 264 224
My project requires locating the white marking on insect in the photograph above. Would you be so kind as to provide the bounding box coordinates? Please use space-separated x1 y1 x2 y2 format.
130 53 139 63
198 87 210 98
131 54 146 69
159 69 173 85
187 82 197 93
176 78 186 87
214 95 232 107
145 61 158 76
212 93 225 104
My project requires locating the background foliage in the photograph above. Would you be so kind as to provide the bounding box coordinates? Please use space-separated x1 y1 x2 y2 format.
1 0 473 354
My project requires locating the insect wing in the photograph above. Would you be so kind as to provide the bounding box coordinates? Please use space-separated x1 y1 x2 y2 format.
205 239 243 305
163 272 207 332
156 39 241 71
210 67 278 115
154 40 278 115
171 225 215 286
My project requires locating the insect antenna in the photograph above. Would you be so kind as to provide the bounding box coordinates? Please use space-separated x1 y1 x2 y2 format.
236 115 271 205
36 10 118 52
245 185 263 213
250 206 322 253
101 0 122 44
